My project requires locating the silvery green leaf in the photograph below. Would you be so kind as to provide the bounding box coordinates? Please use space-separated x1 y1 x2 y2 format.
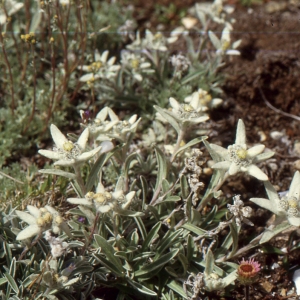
208 31 221 50
29 2 42 33
167 280 188 299
222 270 237 286
134 249 179 277
156 229 183 255
163 196 181 202
260 222 291 244
78 205 95 223
9 257 16 278
93 235 124 276
204 250 215 275
42 271 53 286
180 175 189 199
63 277 79 287
39 169 76 180
154 105 180 134
196 9 206 27
0 277 8 286
4 272 19 294
142 222 161 251
128 279 157 296
181 69 206 85
153 147 167 195
182 223 206 237
173 136 207 159
114 208 144 217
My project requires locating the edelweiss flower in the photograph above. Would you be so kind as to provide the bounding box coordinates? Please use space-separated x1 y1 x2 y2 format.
210 119 274 181
15 205 70 240
209 25 241 56
144 30 178 52
159 97 209 126
39 124 101 167
251 171 300 226
195 0 234 25
81 107 119 140
67 182 135 214
184 89 222 111
79 50 120 82
121 51 154 82
111 114 141 141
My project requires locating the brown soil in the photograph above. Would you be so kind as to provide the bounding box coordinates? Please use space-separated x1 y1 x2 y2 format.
212 1 300 299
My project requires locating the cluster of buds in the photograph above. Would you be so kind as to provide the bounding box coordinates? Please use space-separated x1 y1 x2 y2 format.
21 32 36 44
44 230 69 258
183 149 205 205
169 53 190 78
227 195 253 227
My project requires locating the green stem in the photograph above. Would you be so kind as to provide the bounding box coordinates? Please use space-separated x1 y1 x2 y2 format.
73 164 86 196
170 129 185 163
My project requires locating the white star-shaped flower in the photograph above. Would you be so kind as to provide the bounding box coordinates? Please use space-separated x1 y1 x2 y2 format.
15 205 70 240
210 119 274 181
39 124 101 167
251 171 300 226
68 182 135 214
79 50 120 82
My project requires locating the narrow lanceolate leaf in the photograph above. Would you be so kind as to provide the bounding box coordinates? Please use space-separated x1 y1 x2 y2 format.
93 235 124 276
127 279 157 296
85 150 115 191
154 105 180 134
182 223 206 237
204 250 215 275
154 147 168 193
260 222 291 244
156 229 183 255
167 280 188 299
142 222 161 251
4 273 19 294
135 249 179 277
173 136 207 159
39 169 76 180
208 31 221 50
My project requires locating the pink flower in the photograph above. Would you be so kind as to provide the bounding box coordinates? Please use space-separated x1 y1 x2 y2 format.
237 258 261 285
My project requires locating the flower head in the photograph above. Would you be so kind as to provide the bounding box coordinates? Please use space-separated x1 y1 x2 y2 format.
121 51 154 82
79 50 120 82
210 119 274 181
237 258 261 285
67 182 136 214
184 88 223 111
15 205 70 240
38 124 101 167
251 171 300 226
